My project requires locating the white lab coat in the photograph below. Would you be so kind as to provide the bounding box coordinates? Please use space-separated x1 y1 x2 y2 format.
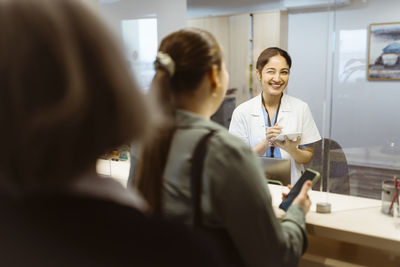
229 93 321 183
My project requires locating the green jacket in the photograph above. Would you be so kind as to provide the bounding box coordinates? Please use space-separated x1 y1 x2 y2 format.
162 110 307 267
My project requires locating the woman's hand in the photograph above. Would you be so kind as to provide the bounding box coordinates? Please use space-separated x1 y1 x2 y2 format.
253 126 281 156
292 181 312 214
274 136 314 164
274 135 301 153
265 123 282 146
281 184 292 200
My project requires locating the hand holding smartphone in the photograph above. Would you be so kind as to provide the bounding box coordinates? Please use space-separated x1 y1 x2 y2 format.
279 169 320 211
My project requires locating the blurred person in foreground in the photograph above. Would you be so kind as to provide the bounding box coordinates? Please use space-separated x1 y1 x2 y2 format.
0 0 223 266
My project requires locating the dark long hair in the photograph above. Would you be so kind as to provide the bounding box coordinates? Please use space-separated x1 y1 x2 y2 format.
135 28 223 213
256 47 292 75
0 0 149 193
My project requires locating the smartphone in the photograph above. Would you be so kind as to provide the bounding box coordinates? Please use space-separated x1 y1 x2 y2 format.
279 169 320 211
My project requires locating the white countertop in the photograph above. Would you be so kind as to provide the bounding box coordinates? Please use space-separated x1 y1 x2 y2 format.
96 159 400 255
267 184 400 255
96 159 130 186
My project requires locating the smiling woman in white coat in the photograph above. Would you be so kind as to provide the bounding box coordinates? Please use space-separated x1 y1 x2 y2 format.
229 47 321 184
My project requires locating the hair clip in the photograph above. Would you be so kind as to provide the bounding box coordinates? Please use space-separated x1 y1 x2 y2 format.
154 51 175 77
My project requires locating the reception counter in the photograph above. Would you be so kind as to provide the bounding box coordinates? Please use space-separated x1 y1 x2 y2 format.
97 159 400 266
96 159 130 186
267 184 400 266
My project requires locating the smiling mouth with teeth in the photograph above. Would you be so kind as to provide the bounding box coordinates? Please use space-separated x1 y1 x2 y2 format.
270 83 283 88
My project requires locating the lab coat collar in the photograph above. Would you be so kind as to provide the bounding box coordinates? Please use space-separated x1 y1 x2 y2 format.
280 93 293 112
249 93 293 116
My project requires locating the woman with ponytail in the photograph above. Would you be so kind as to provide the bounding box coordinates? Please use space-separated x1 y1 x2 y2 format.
135 28 312 267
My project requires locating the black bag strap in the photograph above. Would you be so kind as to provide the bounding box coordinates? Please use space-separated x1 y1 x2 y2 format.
191 130 216 227
190 130 245 267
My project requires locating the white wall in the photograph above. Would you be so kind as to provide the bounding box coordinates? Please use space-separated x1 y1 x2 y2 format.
95 0 186 91
288 0 400 148
98 0 186 42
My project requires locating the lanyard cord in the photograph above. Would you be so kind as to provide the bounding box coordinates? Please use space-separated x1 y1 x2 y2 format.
262 93 283 158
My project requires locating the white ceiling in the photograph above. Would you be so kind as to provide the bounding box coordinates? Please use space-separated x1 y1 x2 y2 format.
187 0 282 18
99 0 353 19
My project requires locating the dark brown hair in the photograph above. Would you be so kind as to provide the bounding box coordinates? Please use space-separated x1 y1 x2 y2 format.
0 0 149 193
256 47 292 75
135 28 222 213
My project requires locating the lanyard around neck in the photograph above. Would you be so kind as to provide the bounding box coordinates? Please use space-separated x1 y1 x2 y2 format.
262 93 283 127
262 93 283 158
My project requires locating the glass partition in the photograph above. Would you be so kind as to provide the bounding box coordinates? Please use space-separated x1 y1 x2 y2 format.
329 0 400 199
291 0 400 200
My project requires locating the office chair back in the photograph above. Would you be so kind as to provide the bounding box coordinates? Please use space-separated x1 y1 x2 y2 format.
307 138 350 195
